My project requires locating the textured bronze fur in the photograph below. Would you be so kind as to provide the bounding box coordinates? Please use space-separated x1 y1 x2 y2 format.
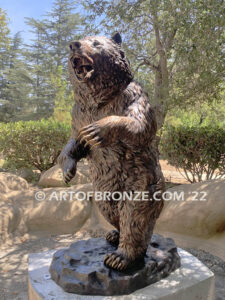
58 33 165 271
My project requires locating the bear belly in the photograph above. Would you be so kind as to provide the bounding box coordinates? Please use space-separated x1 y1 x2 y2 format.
87 146 158 194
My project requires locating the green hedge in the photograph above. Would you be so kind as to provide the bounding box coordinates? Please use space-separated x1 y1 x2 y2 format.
160 125 225 183
0 119 71 172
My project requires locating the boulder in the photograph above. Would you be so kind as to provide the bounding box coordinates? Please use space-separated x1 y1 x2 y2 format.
0 172 29 194
1 181 93 237
0 192 8 202
24 183 93 234
38 161 90 188
0 183 93 239
13 167 40 183
0 200 21 242
156 179 225 237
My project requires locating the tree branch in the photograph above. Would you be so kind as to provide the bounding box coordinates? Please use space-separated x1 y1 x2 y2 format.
134 61 146 74
128 49 159 71
165 28 177 51
143 57 159 71
152 12 164 54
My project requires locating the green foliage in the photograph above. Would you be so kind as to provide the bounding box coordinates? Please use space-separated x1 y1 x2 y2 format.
51 65 73 123
23 18 55 119
40 0 83 69
0 9 11 121
160 125 225 183
0 32 34 122
0 8 10 49
165 98 225 128
0 120 71 172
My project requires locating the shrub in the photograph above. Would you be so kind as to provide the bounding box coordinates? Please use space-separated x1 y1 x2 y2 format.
160 125 225 183
0 119 71 172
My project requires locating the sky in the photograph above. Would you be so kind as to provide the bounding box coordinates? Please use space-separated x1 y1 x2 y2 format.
0 0 55 42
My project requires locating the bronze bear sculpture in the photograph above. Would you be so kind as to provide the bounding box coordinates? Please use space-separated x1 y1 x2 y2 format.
58 33 165 271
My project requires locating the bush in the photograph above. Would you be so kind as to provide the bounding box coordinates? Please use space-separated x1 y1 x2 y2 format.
160 125 225 183
0 119 71 172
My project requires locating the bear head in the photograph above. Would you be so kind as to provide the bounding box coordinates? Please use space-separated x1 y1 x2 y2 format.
68 33 133 106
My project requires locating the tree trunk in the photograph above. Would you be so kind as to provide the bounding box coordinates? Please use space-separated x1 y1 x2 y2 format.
153 66 169 129
152 13 169 130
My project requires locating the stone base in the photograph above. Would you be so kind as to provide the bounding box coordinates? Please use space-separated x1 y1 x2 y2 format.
28 248 214 299
49 235 180 295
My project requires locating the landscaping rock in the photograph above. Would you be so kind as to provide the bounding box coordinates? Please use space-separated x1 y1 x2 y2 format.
13 168 40 183
24 183 93 234
156 179 225 237
0 192 8 202
0 201 21 243
0 172 29 194
38 161 90 188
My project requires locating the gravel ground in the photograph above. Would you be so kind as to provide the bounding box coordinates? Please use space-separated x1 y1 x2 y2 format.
0 233 224 300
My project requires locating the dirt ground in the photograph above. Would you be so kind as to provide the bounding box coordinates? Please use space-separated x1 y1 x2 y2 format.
0 231 92 300
160 160 189 184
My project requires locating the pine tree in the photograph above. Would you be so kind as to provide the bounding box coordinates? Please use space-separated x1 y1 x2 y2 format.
0 1 84 122
0 8 10 49
2 32 33 121
41 0 83 70
25 0 84 120
51 65 73 123
24 18 55 119
0 8 10 103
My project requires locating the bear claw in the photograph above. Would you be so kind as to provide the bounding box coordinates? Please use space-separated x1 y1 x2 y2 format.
105 230 119 246
104 251 129 271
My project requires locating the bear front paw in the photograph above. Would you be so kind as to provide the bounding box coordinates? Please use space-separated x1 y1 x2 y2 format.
62 157 77 184
77 123 104 150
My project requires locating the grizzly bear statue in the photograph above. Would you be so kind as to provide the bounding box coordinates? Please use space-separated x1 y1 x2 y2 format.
58 33 165 271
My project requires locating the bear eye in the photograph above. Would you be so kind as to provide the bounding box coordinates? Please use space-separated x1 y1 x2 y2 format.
93 40 101 47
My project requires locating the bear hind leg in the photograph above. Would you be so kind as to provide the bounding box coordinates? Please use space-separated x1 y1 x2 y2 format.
104 201 158 271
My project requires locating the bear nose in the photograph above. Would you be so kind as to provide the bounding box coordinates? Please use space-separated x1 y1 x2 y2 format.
70 41 81 50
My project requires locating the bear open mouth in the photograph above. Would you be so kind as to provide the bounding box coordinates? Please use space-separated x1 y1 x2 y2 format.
72 57 94 81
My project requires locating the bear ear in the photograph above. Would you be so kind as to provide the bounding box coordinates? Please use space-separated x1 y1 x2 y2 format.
111 32 122 45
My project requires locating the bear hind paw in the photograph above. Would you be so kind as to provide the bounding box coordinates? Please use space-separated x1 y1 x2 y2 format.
105 230 119 246
104 251 129 271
